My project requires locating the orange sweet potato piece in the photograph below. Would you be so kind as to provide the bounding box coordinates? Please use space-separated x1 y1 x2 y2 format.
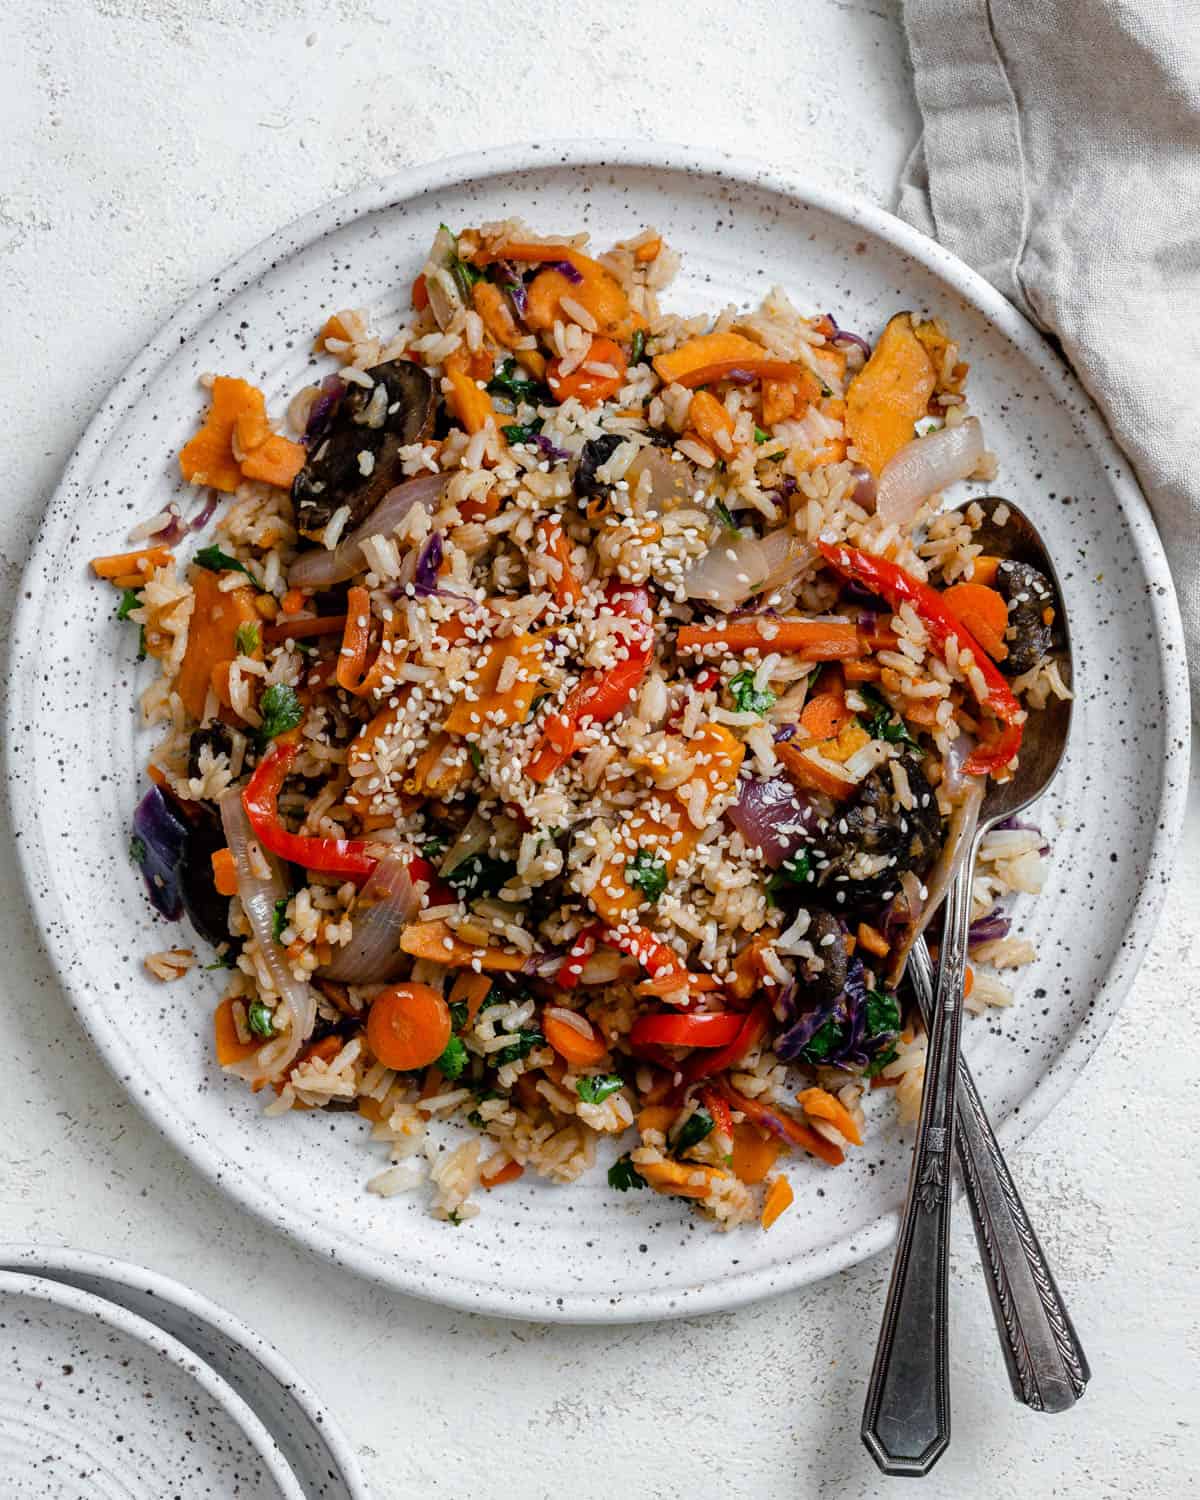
240 433 306 488
214 997 260 1067
176 566 261 721
442 633 544 735
844 312 937 476
443 350 498 434
180 377 266 492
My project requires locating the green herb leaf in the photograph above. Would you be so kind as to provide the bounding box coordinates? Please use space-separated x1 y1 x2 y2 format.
753 426 770 444
626 849 668 903
865 1045 899 1079
117 588 141 621
713 497 739 535
608 1154 647 1192
486 357 545 406
234 622 261 657
203 949 238 971
674 1106 714 1153
129 835 147 866
502 420 543 445
271 898 289 943
448 999 469 1031
798 1018 845 1065
765 850 813 897
421 835 447 859
194 544 252 578
445 852 515 901
630 329 647 365
446 1209 463 1226
729 668 776 716
247 1000 276 1039
258 683 303 743
468 743 484 773
437 1036 469 1081
857 685 922 754
577 1074 624 1105
865 989 902 1038
526 693 550 722
490 1027 544 1068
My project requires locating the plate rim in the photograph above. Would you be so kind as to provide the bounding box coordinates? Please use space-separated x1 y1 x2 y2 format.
7 139 1190 1322
0 1242 370 1499
0 1267 308 1498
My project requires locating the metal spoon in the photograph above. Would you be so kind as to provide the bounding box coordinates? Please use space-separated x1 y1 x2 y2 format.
862 497 1077 1476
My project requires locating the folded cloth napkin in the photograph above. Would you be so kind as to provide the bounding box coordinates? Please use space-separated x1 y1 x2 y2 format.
899 0 1200 710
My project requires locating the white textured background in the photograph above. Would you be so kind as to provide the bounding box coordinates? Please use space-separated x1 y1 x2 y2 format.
2 2 1197 1496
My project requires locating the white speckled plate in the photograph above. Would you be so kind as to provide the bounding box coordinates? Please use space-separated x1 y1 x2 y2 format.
0 1246 369 1500
0 1270 306 1498
6 143 1189 1322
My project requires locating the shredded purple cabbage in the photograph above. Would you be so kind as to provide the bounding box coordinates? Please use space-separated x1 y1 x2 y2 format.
968 911 1012 946
776 957 900 1071
824 312 872 358
534 432 571 462
493 261 528 317
773 725 796 744
546 259 584 285
131 787 188 920
771 979 798 1025
304 375 346 447
414 532 444 593
189 490 221 533
724 368 759 386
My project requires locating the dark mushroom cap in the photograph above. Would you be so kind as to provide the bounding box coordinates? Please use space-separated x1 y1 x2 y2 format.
292 360 436 538
995 559 1055 676
816 754 942 907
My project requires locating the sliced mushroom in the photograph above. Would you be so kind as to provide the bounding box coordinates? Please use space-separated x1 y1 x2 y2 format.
817 754 942 906
995 559 1055 676
291 360 437 539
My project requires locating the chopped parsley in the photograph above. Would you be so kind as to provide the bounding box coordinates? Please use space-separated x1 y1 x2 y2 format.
203 949 238 971
526 692 550 721
766 850 813 898
714 497 739 535
441 224 484 302
129 835 147 866
490 1027 543 1068
729 668 776 716
437 1036 469 1081
753 425 770 444
865 1045 899 1079
116 587 141 621
630 329 647 365
577 1074 624 1105
271 897 289 943
445 852 515 901
866 989 902 1037
258 682 303 742
608 1154 647 1191
674 1106 715 1153
486 357 545 406
247 1000 276 1039
797 1018 844 1065
421 835 447 859
858 684 921 753
468 743 485 773
502 419 543 445
626 849 668 903
194 544 252 578
448 1000 469 1031
234 622 260 657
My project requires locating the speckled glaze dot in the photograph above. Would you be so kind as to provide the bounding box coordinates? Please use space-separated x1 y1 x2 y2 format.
0 1248 367 1500
0 1271 303 1497
5 144 1189 1324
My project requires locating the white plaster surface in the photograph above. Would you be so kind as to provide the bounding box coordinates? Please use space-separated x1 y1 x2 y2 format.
1 2 1196 1496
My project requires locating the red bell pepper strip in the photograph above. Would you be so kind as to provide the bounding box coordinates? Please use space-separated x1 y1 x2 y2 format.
244 737 378 879
668 1001 771 1101
716 1078 844 1166
555 923 602 990
527 582 654 782
699 1085 734 1140
818 541 1025 776
602 922 684 980
629 1011 744 1049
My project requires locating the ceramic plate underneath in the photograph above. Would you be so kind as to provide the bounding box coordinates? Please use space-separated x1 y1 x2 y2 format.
0 1271 304 1498
6 143 1189 1321
0 1246 368 1500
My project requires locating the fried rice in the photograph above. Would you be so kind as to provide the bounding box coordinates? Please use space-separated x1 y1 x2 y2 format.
97 220 1070 1231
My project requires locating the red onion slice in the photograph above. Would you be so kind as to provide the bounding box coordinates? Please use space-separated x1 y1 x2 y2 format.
218 790 317 1083
287 472 447 589
726 775 825 868
320 855 419 983
875 417 985 527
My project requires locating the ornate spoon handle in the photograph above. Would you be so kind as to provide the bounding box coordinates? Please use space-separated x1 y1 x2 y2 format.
861 842 977 1475
908 938 1089 1411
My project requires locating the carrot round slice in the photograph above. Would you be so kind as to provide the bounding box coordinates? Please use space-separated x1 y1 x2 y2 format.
366 983 451 1071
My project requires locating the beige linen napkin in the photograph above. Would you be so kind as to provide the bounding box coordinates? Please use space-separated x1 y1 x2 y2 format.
899 0 1200 708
